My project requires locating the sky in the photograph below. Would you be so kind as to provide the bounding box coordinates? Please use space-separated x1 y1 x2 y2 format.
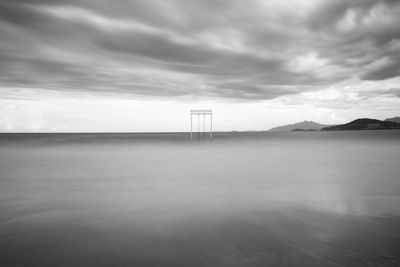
0 0 400 132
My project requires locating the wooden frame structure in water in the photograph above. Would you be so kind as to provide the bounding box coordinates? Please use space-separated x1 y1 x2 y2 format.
190 109 212 140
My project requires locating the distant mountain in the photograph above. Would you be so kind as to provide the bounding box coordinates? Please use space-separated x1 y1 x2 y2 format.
269 121 331 132
321 118 400 131
385 117 400 124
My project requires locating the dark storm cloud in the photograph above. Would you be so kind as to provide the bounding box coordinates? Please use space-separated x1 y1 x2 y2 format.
361 58 400 81
0 0 399 100
307 0 400 81
360 88 400 98
215 82 301 100
97 30 287 79
0 2 44 28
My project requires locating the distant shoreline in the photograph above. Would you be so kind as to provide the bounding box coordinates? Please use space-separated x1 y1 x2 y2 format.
1 129 400 134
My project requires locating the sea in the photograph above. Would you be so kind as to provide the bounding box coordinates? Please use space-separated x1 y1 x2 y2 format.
1 131 400 266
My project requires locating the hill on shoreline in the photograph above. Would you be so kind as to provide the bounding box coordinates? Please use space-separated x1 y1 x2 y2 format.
385 117 400 124
321 118 400 131
269 121 331 132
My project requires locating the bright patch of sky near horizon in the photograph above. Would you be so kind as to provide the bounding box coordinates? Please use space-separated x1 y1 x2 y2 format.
0 0 399 132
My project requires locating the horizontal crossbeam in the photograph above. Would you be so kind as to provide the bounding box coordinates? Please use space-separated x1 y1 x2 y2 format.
190 109 212 114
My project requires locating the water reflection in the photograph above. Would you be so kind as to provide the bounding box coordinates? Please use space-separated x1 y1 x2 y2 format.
1 131 400 266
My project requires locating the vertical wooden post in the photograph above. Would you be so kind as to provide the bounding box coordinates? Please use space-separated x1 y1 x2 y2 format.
210 113 213 139
197 113 200 140
190 113 193 140
203 113 205 138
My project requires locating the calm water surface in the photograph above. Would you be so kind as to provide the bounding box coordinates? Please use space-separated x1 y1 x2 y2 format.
1 131 400 266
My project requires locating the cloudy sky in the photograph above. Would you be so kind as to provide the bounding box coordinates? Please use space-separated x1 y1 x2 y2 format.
0 0 400 132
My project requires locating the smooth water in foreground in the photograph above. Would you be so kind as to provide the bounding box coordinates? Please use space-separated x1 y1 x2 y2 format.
1 131 400 266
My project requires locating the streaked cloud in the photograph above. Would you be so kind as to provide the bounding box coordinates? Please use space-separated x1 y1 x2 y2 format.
0 0 399 101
